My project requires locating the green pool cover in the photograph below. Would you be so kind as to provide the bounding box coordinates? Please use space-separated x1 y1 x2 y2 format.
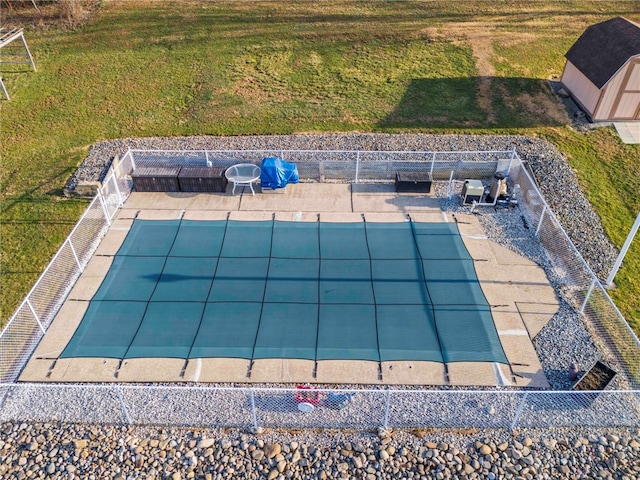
61 219 508 364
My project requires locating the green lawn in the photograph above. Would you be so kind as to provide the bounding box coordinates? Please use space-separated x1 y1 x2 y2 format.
1 1 639 333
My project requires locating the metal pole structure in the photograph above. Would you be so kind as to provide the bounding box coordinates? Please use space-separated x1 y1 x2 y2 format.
581 278 597 314
127 148 136 171
111 173 124 208
250 390 258 430
606 212 640 287
97 189 112 226
536 205 546 236
0 78 9 101
25 299 46 335
510 391 529 430
68 239 84 273
508 147 516 173
116 386 132 425
383 389 391 428
19 31 37 71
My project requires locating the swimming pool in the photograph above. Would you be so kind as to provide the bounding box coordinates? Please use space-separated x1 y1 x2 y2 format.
61 218 507 366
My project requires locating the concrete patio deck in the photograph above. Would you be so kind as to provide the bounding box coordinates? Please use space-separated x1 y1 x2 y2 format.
20 182 558 388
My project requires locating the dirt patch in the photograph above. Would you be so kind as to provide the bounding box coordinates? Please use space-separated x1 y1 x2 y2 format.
231 75 290 104
440 23 497 124
518 91 570 125
468 35 496 124
467 31 497 124
442 23 572 126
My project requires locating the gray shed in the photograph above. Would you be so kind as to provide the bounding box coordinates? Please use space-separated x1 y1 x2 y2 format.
561 17 640 121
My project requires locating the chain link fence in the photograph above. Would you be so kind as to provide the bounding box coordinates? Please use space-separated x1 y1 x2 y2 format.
506 162 640 389
1 384 639 429
1 148 638 429
0 196 110 382
129 148 516 183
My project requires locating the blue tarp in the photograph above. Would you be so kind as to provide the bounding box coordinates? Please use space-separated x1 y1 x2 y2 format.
260 157 299 189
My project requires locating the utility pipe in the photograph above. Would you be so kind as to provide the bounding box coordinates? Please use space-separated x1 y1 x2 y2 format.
469 178 505 213
605 211 640 287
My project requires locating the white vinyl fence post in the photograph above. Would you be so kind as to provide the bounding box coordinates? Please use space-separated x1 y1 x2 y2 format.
205 151 211 167
250 389 258 430
430 152 436 177
383 390 391 428
116 386 132 425
447 170 454 199
510 391 529 430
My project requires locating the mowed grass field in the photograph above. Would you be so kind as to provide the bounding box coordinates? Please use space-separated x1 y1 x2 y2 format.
1 1 639 333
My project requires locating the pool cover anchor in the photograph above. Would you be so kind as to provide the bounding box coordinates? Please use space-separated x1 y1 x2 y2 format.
114 359 124 378
443 364 450 384
45 358 58 378
179 359 189 378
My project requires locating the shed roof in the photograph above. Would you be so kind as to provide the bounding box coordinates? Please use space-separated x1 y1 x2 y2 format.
565 17 640 89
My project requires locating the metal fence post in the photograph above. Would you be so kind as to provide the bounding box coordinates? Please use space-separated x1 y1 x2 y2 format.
127 148 136 171
507 148 516 174
355 152 360 184
115 386 132 425
536 205 546 236
581 278 597 314
606 211 640 286
25 299 46 335
510 391 528 430
97 188 112 226
68 239 83 273
250 389 258 430
0 384 11 415
205 151 211 167
430 152 436 177
111 174 124 208
383 390 391 428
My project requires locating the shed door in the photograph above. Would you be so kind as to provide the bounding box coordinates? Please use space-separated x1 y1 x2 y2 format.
612 60 640 120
